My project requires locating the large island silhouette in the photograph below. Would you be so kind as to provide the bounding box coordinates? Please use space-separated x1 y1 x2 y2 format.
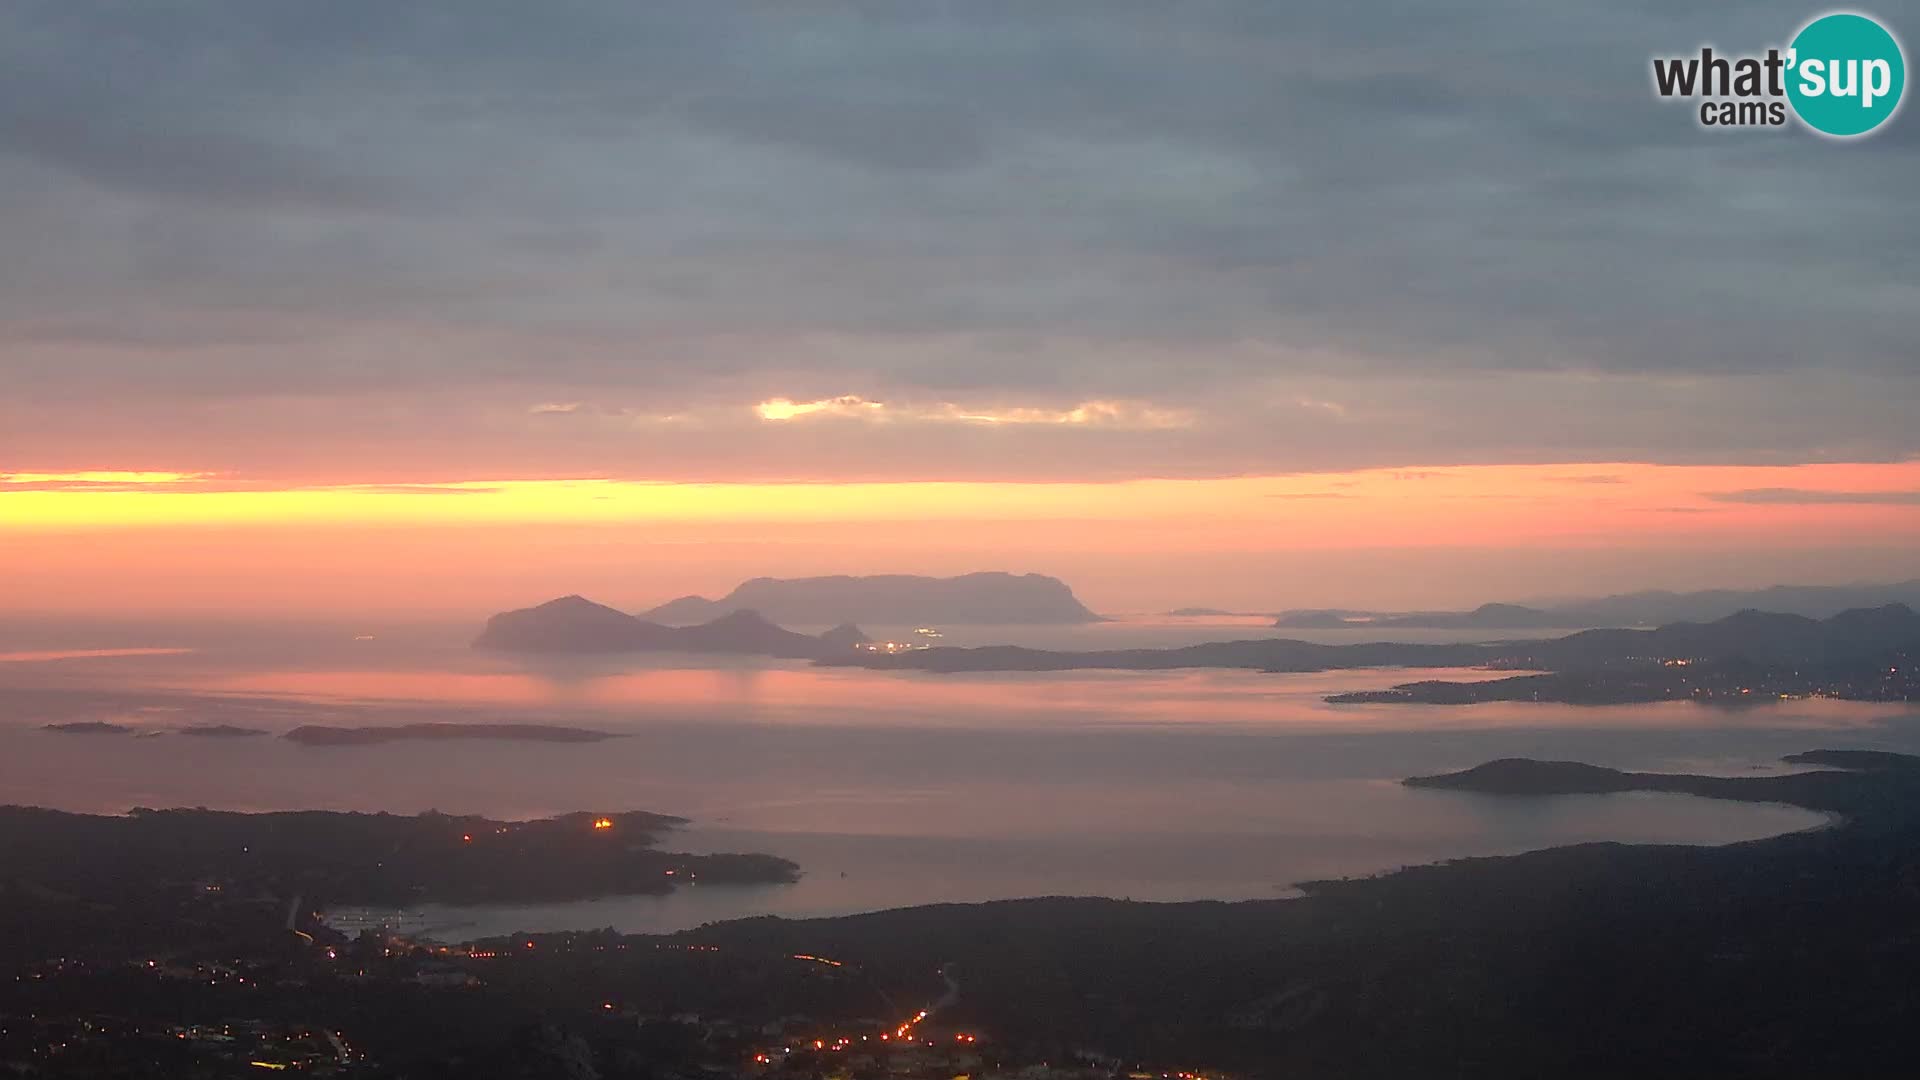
473 596 855 658
641 571 1102 625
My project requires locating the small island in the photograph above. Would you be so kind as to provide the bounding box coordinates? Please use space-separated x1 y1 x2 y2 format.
1276 602 1569 630
46 721 272 737
180 724 270 738
283 722 621 746
1402 751 1920 819
1783 749 1920 772
42 720 135 735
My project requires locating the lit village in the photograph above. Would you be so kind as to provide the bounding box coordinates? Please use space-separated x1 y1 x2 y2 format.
1 807 1236 1080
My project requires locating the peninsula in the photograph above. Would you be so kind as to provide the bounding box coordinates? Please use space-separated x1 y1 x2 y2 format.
0 805 798 914
824 604 1920 704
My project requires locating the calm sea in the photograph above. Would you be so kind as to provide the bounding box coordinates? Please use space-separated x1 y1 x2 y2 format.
3 615 1912 938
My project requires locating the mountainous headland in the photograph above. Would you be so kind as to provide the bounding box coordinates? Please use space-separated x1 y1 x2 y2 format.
641 572 1103 625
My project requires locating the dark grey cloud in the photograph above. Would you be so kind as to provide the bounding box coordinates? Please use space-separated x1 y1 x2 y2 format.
0 0 1916 479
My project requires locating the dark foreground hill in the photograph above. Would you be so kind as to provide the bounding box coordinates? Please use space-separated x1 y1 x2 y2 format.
669 749 1920 1077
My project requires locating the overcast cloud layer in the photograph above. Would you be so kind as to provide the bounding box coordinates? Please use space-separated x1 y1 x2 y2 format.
2 1 1915 482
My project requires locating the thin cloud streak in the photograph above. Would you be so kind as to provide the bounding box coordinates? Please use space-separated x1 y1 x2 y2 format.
0 471 212 491
1708 488 1920 506
752 397 1193 429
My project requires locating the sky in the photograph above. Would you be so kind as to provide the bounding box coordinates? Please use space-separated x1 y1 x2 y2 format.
2 1 1917 618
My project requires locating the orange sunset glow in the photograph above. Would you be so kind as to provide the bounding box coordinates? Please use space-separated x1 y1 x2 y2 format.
4 461 1917 617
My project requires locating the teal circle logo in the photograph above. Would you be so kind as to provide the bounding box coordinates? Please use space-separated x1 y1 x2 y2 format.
1787 12 1905 136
